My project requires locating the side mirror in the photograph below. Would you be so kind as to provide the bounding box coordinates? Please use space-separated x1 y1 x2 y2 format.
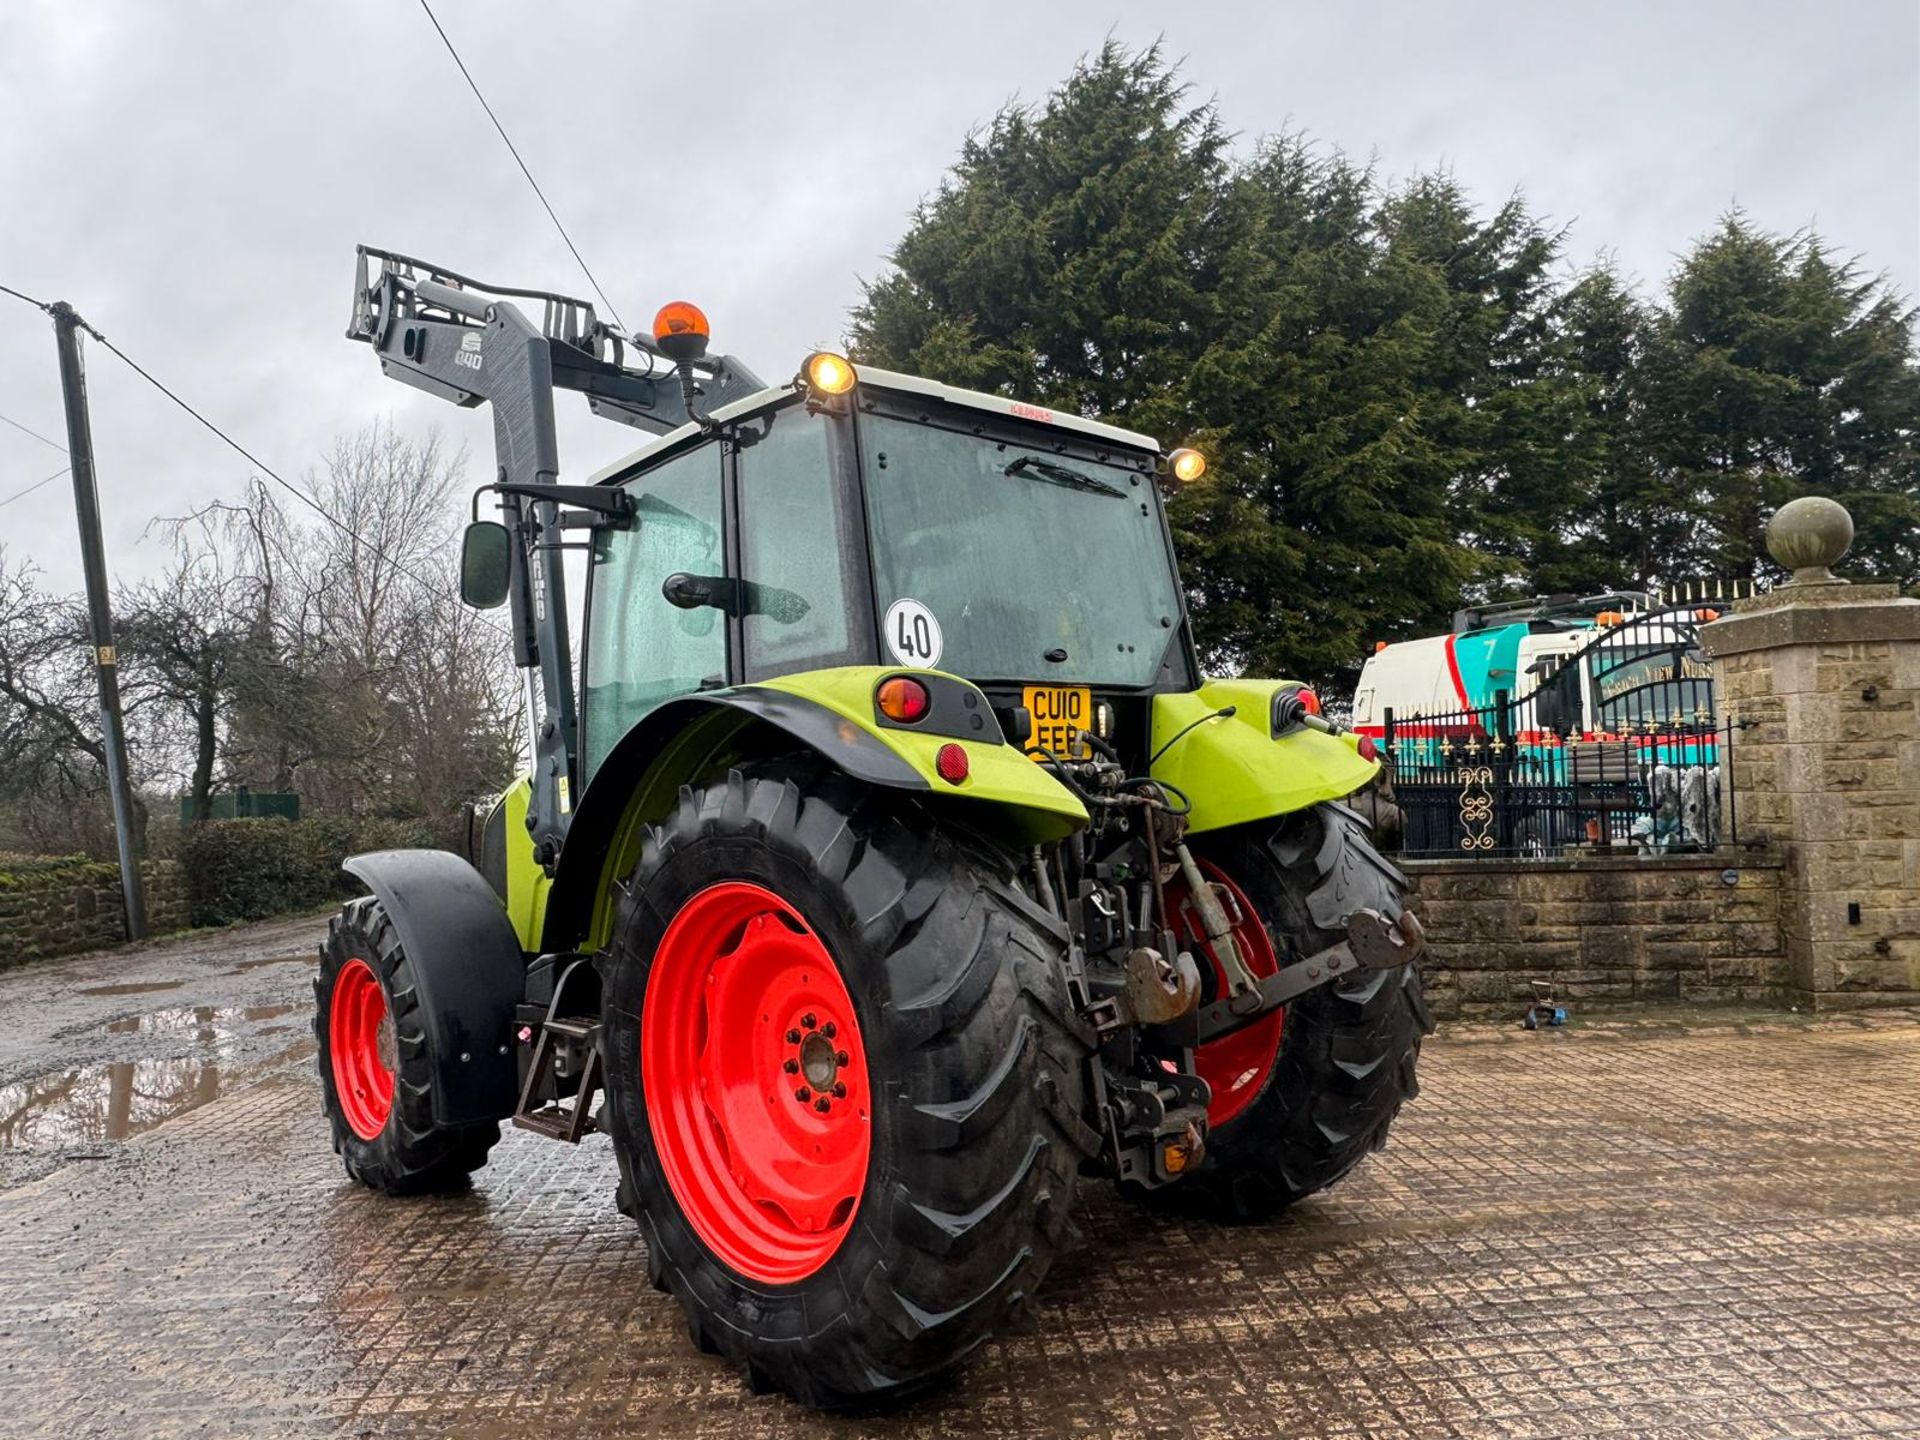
460 521 512 609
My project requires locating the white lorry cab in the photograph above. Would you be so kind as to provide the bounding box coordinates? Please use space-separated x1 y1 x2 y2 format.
1352 592 1725 856
1352 592 1716 741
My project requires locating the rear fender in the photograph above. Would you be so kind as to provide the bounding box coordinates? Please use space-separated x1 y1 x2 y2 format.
542 669 1087 952
341 849 526 1126
1152 680 1380 835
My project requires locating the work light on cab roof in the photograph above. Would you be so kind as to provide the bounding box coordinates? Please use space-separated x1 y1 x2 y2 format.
1168 446 1207 483
802 351 857 398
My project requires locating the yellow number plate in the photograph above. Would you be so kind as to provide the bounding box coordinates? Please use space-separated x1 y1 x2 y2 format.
1023 685 1092 760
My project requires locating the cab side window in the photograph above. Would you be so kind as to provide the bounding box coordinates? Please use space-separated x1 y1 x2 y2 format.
737 404 863 680
583 441 724 781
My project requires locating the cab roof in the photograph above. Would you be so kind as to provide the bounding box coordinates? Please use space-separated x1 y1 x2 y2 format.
589 365 1163 487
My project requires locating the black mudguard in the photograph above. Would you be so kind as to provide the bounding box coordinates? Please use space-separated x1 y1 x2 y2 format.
341 849 527 1126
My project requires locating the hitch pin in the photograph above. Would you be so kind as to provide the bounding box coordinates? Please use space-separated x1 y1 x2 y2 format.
1174 843 1261 1004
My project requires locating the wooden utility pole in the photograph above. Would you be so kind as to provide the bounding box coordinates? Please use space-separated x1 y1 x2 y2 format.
49 301 147 941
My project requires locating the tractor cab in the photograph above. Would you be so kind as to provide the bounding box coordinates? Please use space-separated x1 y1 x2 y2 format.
576 355 1203 786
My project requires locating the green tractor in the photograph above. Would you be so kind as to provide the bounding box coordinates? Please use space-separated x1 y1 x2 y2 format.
315 246 1431 1407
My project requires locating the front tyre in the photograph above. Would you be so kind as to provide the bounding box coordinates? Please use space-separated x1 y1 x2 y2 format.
600 764 1095 1408
1170 802 1433 1219
314 895 500 1193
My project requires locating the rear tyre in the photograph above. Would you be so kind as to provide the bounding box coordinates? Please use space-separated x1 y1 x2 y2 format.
1170 802 1433 1220
314 895 500 1194
600 762 1095 1408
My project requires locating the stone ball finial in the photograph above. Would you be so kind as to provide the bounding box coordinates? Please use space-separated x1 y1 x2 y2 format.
1766 495 1853 585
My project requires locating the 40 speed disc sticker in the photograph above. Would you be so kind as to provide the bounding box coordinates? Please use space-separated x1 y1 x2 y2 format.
884 598 943 668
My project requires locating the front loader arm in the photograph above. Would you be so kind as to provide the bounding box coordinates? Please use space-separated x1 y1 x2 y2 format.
350 258 578 860
345 245 762 866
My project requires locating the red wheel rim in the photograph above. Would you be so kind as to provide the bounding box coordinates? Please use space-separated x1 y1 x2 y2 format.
1167 861 1284 1128
330 956 395 1141
642 881 871 1285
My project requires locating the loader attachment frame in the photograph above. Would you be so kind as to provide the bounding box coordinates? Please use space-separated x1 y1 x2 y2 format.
346 245 762 862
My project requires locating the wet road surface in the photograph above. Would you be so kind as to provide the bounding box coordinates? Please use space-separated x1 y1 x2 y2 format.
2 926 1918 1438
0 913 326 1190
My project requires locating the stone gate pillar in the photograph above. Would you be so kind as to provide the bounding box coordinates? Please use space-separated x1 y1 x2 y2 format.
1700 497 1920 1008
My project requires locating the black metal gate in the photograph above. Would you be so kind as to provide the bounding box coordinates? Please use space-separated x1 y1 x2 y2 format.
1382 604 1733 858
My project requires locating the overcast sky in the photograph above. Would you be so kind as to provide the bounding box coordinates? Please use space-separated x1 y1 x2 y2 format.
2 0 1915 596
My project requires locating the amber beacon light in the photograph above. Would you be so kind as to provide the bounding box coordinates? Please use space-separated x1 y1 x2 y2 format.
1168 447 1207 483
652 301 711 362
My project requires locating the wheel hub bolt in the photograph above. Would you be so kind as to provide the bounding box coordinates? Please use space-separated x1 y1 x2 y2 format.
835 1049 850 1067
785 1028 802 1043
832 1082 847 1099
822 1022 837 1039
795 1087 811 1102
802 1013 818 1030
783 1058 800 1074
814 1096 831 1113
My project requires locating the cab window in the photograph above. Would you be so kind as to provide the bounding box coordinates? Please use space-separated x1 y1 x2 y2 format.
736 403 866 680
582 441 724 780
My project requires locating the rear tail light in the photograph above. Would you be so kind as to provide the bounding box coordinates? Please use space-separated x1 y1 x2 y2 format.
876 676 931 723
1355 733 1378 762
935 743 970 785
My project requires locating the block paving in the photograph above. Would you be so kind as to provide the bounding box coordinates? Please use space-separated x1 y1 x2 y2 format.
3 1008 1917 1438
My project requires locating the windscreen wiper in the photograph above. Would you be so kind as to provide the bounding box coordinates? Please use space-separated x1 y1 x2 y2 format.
1004 454 1126 499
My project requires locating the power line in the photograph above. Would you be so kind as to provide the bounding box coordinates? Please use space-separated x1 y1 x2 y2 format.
0 281 49 312
0 408 68 454
415 0 628 332
0 287 74 506
5 284 511 642
38 306 513 643
0 464 69 510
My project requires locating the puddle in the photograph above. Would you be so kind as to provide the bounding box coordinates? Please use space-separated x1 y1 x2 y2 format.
229 954 311 974
102 1003 293 1036
1 1057 230 1151
77 980 186 997
3 1004 303 1153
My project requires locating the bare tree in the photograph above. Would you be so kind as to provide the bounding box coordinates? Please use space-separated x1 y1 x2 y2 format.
117 517 272 823
219 421 522 823
0 420 522 857
0 552 141 854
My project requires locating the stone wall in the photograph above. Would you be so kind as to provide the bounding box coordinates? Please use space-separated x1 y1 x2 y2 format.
1405 853 1786 1018
0 859 190 969
1702 581 1920 1008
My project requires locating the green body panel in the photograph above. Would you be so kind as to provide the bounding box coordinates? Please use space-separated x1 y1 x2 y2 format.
754 667 1088 841
497 775 551 953
1151 679 1379 835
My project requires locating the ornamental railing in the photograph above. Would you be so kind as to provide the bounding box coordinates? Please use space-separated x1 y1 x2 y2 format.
1379 603 1735 858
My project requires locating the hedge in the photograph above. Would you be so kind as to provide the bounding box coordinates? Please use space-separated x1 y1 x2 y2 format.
0 853 120 891
178 816 447 926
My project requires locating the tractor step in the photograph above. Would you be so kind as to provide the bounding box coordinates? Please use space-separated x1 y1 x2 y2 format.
512 1019 603 1142
514 1096 599 1141
512 954 604 1143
